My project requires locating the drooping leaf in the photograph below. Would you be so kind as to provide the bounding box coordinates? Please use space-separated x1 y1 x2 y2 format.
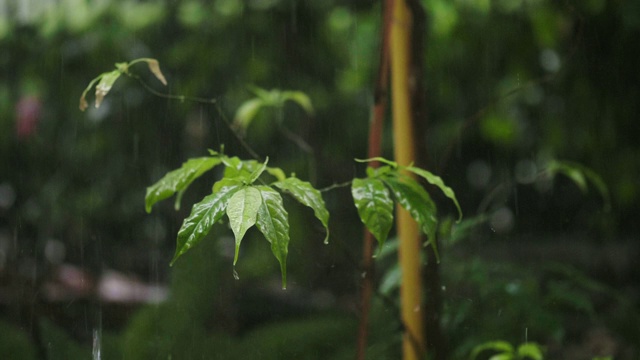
145 157 222 213
226 186 262 265
351 177 394 251
281 91 314 115
94 69 122 108
255 186 290 288
172 179 243 265
142 58 167 85
79 75 103 111
233 98 264 135
383 175 439 261
405 166 463 222
273 177 330 244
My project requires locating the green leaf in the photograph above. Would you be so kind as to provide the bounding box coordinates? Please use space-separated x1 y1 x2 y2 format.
227 186 262 265
383 175 439 261
516 343 544 360
351 177 394 251
281 91 314 115
405 166 463 222
171 179 243 265
273 177 330 244
221 157 261 181
94 69 123 108
255 186 290 289
233 98 264 134
470 341 514 360
355 157 398 168
145 157 222 213
247 157 268 184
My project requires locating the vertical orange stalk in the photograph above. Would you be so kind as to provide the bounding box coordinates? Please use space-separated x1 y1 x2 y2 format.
390 0 426 359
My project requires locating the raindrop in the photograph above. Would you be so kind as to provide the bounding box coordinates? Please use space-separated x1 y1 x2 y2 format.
92 329 101 360
413 305 421 313
232 268 240 280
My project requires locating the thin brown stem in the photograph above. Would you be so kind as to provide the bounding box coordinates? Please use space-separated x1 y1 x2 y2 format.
355 1 393 359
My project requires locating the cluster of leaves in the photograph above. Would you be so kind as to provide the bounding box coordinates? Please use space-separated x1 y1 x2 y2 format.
470 340 544 360
352 157 462 259
79 58 462 289
145 150 329 289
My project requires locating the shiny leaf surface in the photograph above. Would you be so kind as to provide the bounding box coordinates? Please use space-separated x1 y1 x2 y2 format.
274 177 330 244
383 175 439 260
227 186 262 265
172 179 242 265
145 157 222 213
351 177 394 251
255 186 290 288
406 166 463 222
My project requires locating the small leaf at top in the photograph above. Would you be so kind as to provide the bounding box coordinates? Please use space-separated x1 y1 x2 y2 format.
383 175 439 261
145 157 222 213
273 177 330 244
351 177 394 252
405 166 463 222
172 178 243 265
226 186 262 265
94 70 123 108
255 186 290 289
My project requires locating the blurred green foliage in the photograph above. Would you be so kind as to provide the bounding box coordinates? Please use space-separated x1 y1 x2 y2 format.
0 0 638 359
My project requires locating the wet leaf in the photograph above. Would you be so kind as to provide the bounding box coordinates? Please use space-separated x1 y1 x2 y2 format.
274 177 330 244
145 157 222 213
255 186 290 288
94 70 122 108
383 175 439 261
406 166 462 222
351 177 394 251
172 179 243 265
227 186 262 265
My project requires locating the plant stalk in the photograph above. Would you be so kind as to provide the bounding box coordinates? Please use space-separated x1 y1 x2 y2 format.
355 1 393 359
390 0 426 359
